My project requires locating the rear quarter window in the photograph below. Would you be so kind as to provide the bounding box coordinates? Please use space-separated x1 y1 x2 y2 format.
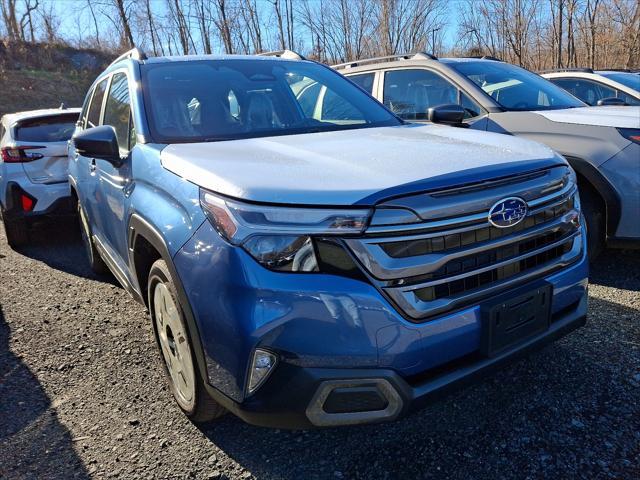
15 114 79 142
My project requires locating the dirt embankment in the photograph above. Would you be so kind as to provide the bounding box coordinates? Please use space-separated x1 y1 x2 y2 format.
0 41 113 117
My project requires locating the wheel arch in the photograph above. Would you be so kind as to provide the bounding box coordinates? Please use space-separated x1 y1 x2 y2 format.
564 155 621 238
127 213 226 404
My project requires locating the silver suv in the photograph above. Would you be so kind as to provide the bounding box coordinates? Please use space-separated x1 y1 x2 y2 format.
335 54 640 258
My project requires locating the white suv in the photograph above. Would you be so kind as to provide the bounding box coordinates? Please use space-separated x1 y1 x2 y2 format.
541 69 640 106
0 107 80 247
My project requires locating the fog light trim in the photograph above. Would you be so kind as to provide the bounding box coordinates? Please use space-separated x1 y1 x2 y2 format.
247 348 278 395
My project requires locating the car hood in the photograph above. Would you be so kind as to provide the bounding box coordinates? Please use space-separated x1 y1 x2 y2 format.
533 106 640 128
160 124 562 206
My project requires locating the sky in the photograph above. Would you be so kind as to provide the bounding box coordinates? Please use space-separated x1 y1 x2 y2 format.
39 0 465 55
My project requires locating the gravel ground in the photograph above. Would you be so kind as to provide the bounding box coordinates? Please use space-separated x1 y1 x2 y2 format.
1 219 638 480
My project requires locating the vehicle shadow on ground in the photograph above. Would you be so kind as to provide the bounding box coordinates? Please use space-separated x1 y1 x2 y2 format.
0 306 90 479
7 219 118 284
200 295 639 479
589 249 640 291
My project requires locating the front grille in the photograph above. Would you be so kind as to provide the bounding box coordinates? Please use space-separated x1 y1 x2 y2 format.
343 166 583 321
414 238 573 302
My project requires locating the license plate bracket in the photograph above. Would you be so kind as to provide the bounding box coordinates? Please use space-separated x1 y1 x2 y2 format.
480 282 552 358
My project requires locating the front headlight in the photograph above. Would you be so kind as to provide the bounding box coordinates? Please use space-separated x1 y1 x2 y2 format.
243 235 319 272
199 189 371 272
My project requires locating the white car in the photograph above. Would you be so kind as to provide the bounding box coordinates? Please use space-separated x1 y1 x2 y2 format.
541 69 640 106
0 107 80 247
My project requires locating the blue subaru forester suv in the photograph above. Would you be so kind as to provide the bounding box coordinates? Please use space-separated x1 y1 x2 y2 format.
69 48 588 428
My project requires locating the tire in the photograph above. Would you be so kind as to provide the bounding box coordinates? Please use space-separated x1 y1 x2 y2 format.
77 202 109 275
2 214 29 248
147 259 226 423
580 189 605 261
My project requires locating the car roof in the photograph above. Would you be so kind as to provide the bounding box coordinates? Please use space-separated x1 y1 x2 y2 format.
2 108 81 125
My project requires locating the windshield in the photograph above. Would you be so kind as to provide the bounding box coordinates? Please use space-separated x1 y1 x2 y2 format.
599 72 640 91
141 59 401 143
450 61 585 111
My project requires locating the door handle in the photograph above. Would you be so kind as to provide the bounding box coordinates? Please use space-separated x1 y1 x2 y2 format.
90 158 96 174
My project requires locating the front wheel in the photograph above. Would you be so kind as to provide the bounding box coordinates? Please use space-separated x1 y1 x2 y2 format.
147 259 226 423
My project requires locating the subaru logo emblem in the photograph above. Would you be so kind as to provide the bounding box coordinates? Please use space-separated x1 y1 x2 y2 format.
488 197 528 228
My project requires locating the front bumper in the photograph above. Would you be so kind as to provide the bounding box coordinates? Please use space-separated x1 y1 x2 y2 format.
224 301 586 429
173 221 588 428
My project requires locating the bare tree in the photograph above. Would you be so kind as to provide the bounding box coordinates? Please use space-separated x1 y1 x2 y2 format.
270 0 287 50
212 0 234 54
38 0 59 44
0 0 637 71
586 0 601 68
143 0 161 55
85 0 102 48
607 0 640 68
1 0 22 40
18 0 38 42
114 0 135 47
241 0 263 53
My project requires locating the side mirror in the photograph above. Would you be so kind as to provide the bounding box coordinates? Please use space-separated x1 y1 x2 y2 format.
427 104 467 127
73 125 121 164
596 97 627 106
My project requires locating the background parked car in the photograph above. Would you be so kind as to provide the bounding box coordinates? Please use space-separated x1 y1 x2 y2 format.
0 107 80 247
540 68 640 106
336 54 640 259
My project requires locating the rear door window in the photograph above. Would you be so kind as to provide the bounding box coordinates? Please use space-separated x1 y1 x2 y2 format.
102 72 132 152
86 78 108 128
348 73 375 94
15 114 79 142
550 78 616 106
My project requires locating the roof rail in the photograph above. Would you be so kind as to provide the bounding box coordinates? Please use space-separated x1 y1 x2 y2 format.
109 47 148 67
332 51 437 70
538 67 593 74
257 50 306 61
596 68 632 73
